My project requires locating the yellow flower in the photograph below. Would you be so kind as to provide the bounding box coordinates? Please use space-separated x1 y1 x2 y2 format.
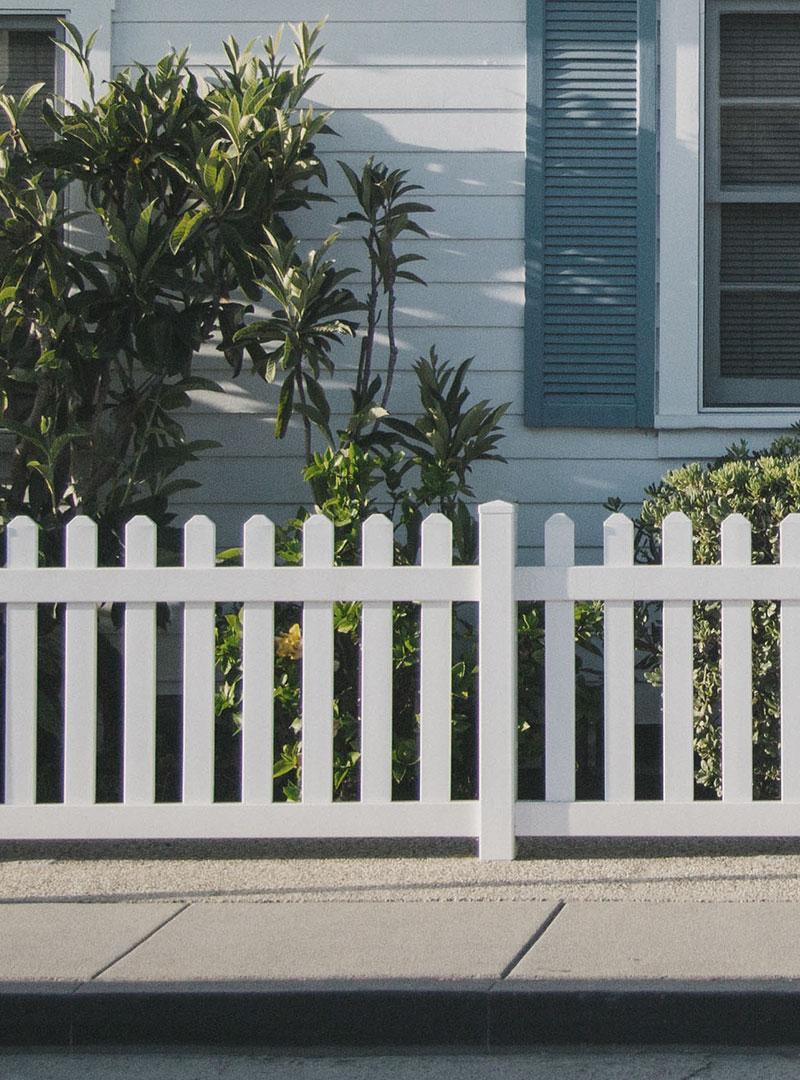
276 622 302 660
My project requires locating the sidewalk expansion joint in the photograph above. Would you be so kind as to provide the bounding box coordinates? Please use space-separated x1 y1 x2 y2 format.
77 901 191 988
497 899 565 980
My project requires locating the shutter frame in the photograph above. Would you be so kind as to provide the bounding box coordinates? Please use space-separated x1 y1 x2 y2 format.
524 0 656 429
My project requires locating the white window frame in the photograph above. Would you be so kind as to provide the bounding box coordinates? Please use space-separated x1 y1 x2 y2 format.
657 0 800 428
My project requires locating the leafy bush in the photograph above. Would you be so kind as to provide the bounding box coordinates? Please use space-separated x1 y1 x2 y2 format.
614 431 800 799
0 21 360 555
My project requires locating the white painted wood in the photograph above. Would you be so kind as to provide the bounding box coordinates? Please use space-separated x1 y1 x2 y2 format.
0 565 479 604
657 0 702 424
241 515 275 804
301 515 334 804
316 111 523 153
302 205 524 246
516 799 800 837
544 513 575 803
182 515 216 805
307 67 524 111
661 512 695 803
20 556 800 608
113 0 526 24
420 513 453 805
721 514 753 804
112 21 525 67
0 799 479 840
123 516 157 805
330 152 524 197
603 514 635 804
478 500 517 860
4 516 38 805
781 515 800 802
360 514 394 804
64 517 98 806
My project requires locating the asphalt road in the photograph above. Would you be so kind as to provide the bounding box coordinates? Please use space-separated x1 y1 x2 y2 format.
2 1046 800 1080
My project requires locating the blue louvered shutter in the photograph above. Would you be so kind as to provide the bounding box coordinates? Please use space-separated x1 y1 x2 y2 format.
525 0 656 428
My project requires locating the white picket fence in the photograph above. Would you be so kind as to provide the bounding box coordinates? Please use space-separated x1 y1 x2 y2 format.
3 499 800 859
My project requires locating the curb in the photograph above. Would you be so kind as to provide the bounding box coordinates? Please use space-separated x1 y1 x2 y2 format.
5 986 800 1047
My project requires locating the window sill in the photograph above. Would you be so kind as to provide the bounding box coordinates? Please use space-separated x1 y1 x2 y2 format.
656 410 800 431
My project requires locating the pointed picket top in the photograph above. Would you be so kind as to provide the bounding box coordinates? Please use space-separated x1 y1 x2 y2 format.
603 512 633 567
303 513 333 567
362 514 393 568
545 513 575 568
662 511 693 567
65 515 97 568
781 514 800 566
721 513 751 566
125 516 157 568
6 516 38 568
479 500 514 517
244 515 275 569
421 512 452 567
184 515 215 567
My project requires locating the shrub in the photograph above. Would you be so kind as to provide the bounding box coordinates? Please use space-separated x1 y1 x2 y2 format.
616 430 800 798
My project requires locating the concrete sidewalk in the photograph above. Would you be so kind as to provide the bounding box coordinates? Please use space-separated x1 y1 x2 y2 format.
5 838 800 1047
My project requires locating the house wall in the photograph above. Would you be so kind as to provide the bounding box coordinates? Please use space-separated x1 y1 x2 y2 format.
108 0 795 563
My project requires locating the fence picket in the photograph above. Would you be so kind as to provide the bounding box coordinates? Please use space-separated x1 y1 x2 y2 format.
64 517 98 805
360 514 394 804
420 513 453 805
603 513 635 803
183 516 216 804
123 516 157 805
662 512 694 803
241 515 275 805
544 513 576 802
478 501 517 859
4 517 38 805
721 514 753 803
302 515 334 804
781 515 800 802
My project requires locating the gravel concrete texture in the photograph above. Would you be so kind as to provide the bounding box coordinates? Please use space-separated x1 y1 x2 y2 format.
5 1047 800 1080
6 837 800 903
0 902 184 986
87 900 559 985
508 901 800 984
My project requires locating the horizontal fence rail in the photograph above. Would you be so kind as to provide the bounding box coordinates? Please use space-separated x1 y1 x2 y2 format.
4 504 800 857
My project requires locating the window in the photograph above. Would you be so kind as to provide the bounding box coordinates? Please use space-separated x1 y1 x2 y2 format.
704 2 800 406
0 17 58 147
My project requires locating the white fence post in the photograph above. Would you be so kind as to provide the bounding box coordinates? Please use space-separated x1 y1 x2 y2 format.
241 515 275 804
64 516 98 805
420 513 453 804
302 514 334 804
360 514 394 804
781 515 800 802
5 516 39 805
123 516 157 805
478 500 517 860
721 514 753 803
544 513 576 802
183 515 216 805
603 513 635 803
662 511 695 803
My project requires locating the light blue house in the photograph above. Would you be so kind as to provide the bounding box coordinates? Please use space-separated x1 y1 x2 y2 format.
1 0 793 560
